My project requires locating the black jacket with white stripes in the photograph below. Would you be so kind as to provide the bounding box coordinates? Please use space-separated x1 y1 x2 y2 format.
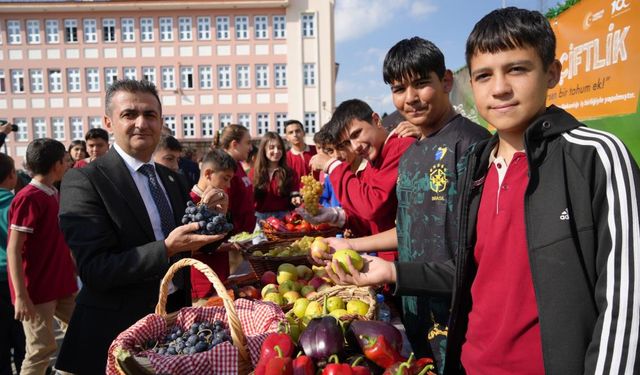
444 106 640 375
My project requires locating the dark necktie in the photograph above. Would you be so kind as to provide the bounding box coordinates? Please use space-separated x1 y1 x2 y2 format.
138 164 174 238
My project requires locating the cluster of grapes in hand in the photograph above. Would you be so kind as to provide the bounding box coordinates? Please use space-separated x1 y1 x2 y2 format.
300 174 323 216
182 201 233 235
148 320 231 355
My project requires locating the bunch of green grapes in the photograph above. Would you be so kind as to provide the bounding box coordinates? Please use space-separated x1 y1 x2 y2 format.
300 174 323 216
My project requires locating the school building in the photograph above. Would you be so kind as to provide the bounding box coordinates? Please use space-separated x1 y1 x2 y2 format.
0 0 336 165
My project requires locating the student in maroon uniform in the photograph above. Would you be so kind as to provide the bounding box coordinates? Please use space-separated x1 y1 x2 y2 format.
285 119 317 179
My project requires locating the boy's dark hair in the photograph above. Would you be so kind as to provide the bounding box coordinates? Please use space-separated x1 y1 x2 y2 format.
85 128 109 143
201 148 237 172
284 119 304 133
0 153 15 183
324 99 374 141
383 36 446 83
105 79 162 117
157 135 182 152
313 125 336 148
465 7 556 70
26 138 66 176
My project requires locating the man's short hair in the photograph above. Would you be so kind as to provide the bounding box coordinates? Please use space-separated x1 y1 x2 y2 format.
105 79 162 117
324 99 374 142
157 135 182 152
383 36 446 84
201 148 237 172
313 125 336 148
465 7 556 70
284 119 304 133
26 138 65 176
85 128 109 143
0 153 15 183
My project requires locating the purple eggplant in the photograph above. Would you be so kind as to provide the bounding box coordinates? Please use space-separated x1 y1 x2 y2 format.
298 316 344 361
346 320 403 353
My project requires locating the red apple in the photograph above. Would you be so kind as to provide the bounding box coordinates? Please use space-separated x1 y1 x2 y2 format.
260 271 277 286
309 276 326 290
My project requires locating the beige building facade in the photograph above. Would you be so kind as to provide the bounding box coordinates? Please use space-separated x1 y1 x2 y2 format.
0 0 336 165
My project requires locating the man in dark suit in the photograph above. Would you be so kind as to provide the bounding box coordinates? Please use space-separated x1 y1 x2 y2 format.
55 80 227 374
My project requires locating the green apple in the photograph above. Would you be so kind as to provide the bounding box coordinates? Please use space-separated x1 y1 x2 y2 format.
263 292 285 306
331 249 364 275
329 309 349 320
326 296 345 312
277 267 299 284
261 283 279 298
304 300 323 318
282 291 300 304
278 280 296 294
292 298 310 318
278 263 298 274
310 237 329 259
296 265 314 280
300 285 315 297
346 300 369 316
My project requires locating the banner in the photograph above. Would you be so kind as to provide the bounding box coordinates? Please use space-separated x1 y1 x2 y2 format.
547 0 639 119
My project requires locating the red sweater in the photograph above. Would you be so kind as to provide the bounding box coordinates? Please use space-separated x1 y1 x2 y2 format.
250 168 300 214
228 163 256 234
329 133 413 260
286 145 317 179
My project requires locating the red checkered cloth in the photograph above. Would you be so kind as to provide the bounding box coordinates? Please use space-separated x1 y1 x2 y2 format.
107 299 285 374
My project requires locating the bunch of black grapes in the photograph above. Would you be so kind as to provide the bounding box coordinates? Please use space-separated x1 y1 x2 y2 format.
182 201 233 235
148 320 231 355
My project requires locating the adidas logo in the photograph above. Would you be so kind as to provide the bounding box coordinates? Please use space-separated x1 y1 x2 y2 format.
560 208 570 221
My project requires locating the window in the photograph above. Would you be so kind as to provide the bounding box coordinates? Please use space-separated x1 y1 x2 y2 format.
142 67 156 85
201 114 214 137
0 70 4 93
140 18 154 41
303 63 316 86
14 118 28 142
30 69 44 93
273 15 286 38
102 18 115 42
235 16 248 39
180 66 194 89
178 17 192 41
33 118 47 138
86 68 100 92
302 13 315 37
163 115 176 134
89 116 102 129
274 64 287 88
27 20 40 44
304 112 317 134
121 18 135 42
256 65 269 88
161 66 175 90
182 115 195 138
64 19 78 43
236 65 250 89
216 16 229 40
104 67 118 88
199 65 212 89
255 16 268 39
70 117 84 140
159 17 173 41
197 17 211 40
83 19 97 43
276 113 288 134
48 69 62 93
67 68 81 92
45 20 59 43
217 65 231 89
123 67 136 80
52 118 65 140
238 113 251 128
257 113 270 135
11 70 25 93
7 20 21 44
219 114 232 128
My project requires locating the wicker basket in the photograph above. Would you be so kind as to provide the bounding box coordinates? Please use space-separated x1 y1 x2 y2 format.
260 220 339 241
308 285 377 320
112 259 253 375
244 239 311 276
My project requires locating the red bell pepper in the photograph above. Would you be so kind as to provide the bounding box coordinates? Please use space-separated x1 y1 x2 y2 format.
264 346 293 375
382 354 414 375
350 356 372 375
411 357 436 375
360 335 405 369
293 353 315 375
322 355 354 375
260 332 296 363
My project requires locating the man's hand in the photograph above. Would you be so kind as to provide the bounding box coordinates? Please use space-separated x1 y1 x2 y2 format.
309 237 339 265
394 121 421 138
200 187 229 214
325 255 396 287
295 206 344 226
291 196 302 206
164 222 225 257
0 122 13 135
309 153 334 172
14 295 36 322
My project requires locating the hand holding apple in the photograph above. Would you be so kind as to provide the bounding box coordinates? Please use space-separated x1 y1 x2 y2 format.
309 237 334 265
326 254 397 287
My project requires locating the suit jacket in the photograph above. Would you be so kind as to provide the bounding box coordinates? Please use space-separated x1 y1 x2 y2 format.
55 148 191 374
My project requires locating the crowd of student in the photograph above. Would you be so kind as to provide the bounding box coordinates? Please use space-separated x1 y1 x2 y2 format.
0 6 638 375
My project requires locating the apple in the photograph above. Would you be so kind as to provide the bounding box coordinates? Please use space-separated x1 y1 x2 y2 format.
282 291 301 304
263 292 285 306
308 276 326 290
260 271 277 286
300 285 315 297
261 283 279 298
304 300 323 318
330 309 349 320
292 298 310 318
278 280 296 294
346 300 369 316
278 263 298 274
296 265 314 281
305 291 318 300
331 249 364 275
326 296 345 312
298 279 308 286
239 285 260 299
310 237 329 259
